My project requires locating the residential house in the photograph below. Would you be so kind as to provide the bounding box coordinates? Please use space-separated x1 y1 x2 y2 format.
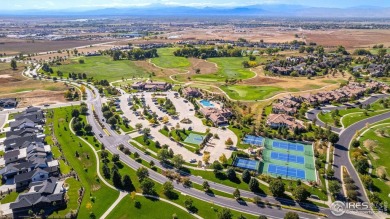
266 114 305 130
10 177 66 215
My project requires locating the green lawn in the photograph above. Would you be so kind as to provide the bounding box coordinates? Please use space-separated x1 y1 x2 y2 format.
318 99 390 127
51 56 148 82
107 195 195 219
47 107 118 218
358 122 390 208
151 48 190 70
220 85 284 101
341 110 390 128
51 177 82 217
191 57 256 82
1 191 19 204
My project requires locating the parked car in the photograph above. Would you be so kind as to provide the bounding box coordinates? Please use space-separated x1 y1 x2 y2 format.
99 133 103 138
189 159 197 163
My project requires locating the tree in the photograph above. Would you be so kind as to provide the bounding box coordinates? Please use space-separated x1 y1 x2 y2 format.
355 159 369 173
225 138 234 146
102 163 110 179
284 212 299 219
218 208 233 219
328 133 339 144
361 174 373 188
157 149 171 163
162 181 175 199
326 168 335 179
248 177 259 192
84 124 92 133
122 175 133 191
233 188 241 199
136 167 149 182
107 116 117 127
184 197 193 210
328 181 341 196
202 181 210 191
135 123 143 131
203 153 210 164
10 59 17 70
352 140 360 147
172 154 185 169
140 178 155 195
112 154 120 163
80 106 88 115
112 169 122 188
71 109 80 118
226 168 236 180
219 153 228 165
258 216 268 219
242 170 251 183
269 179 285 197
292 186 310 202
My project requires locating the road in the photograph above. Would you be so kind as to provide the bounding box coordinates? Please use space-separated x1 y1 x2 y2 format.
306 94 390 211
306 94 389 133
79 85 373 219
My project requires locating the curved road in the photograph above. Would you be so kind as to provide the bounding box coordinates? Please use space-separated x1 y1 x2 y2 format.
306 94 390 210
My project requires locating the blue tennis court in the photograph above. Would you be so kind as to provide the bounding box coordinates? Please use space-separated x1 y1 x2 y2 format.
233 158 259 171
272 141 304 152
243 135 264 146
268 164 306 179
270 152 305 164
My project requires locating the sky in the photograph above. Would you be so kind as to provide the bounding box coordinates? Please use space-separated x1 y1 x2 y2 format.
3 0 390 11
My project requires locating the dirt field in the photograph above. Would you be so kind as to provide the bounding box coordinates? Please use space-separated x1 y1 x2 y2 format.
0 90 67 108
0 63 69 107
304 29 390 48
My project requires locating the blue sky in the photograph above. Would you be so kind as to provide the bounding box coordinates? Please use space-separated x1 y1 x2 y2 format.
3 0 390 10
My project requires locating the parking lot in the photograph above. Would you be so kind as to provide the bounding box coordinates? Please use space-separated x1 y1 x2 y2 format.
120 90 236 163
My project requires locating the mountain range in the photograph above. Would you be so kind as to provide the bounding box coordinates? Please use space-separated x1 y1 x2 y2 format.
1 4 390 18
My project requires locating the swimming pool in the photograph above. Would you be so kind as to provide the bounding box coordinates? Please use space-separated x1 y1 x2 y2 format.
199 99 215 107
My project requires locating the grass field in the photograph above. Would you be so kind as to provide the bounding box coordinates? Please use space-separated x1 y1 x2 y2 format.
151 48 191 70
191 57 256 82
220 85 284 101
358 121 390 208
52 56 148 82
47 107 118 218
107 195 195 219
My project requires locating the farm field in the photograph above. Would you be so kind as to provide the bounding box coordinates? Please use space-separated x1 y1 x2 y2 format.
357 120 390 208
151 47 191 70
190 57 256 82
51 56 149 82
107 196 195 219
0 38 111 55
220 84 284 101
